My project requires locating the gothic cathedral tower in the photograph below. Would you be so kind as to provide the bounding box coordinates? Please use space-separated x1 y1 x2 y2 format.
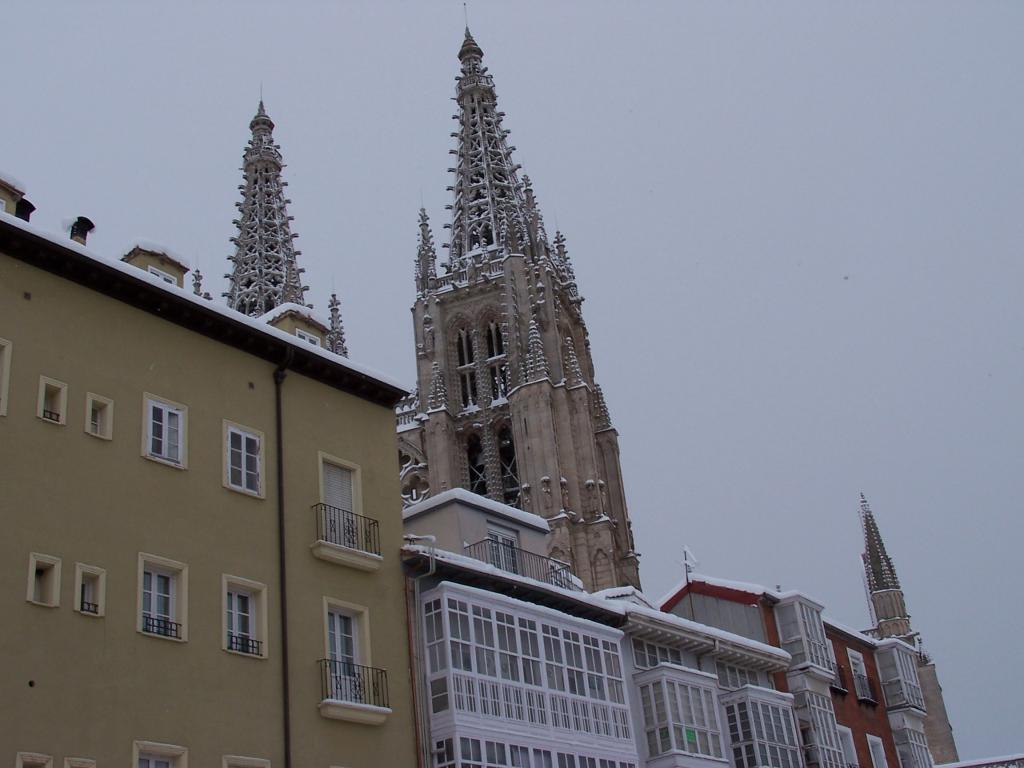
397 30 641 592
860 494 959 763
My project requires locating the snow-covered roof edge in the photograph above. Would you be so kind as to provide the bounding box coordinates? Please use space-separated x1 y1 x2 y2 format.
403 488 550 532
123 239 192 270
937 755 1024 768
259 301 330 330
0 211 408 394
661 571 827 611
822 615 879 647
0 171 26 195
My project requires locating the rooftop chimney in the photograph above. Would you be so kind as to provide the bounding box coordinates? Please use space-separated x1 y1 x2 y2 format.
70 216 95 245
15 198 35 222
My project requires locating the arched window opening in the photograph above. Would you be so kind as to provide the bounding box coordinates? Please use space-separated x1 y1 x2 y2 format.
466 434 488 496
486 322 508 400
498 426 520 507
455 328 478 408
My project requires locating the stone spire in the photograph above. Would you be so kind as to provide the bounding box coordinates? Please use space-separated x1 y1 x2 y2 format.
427 362 448 411
326 293 349 357
525 319 549 381
446 28 527 266
563 336 583 386
860 492 901 592
415 208 438 296
225 101 307 316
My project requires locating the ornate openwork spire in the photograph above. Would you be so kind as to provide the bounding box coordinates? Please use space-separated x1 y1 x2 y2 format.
860 493 901 592
326 293 349 357
415 208 438 296
525 319 549 381
427 362 448 411
447 28 527 266
225 101 307 316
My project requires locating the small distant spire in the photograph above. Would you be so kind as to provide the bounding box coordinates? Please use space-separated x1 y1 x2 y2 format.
192 269 204 297
525 319 549 381
415 208 438 296
459 26 483 61
326 293 349 357
427 362 448 410
860 493 901 592
593 384 611 429
564 336 583 386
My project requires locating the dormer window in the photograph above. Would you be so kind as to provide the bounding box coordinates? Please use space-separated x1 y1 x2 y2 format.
296 328 321 347
147 265 177 285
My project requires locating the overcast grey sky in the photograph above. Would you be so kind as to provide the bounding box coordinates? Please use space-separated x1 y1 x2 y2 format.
4 1 1022 756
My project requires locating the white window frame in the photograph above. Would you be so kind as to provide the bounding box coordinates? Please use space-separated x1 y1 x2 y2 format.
0 337 12 417
143 393 188 468
74 562 106 617
223 421 265 497
37 375 67 425
318 452 362 515
867 736 889 768
137 553 189 642
321 597 371 705
63 759 96 768
222 574 268 659
147 264 177 284
84 392 114 440
133 740 188 768
837 725 859 767
26 552 61 607
295 327 321 346
15 753 52 768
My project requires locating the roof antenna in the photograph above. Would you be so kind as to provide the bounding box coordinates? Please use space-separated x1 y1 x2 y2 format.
463 2 469 29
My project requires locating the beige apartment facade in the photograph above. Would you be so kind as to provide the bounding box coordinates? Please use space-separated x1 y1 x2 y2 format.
0 208 418 767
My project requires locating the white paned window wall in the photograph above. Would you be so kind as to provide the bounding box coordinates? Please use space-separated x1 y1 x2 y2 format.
432 736 639 768
422 583 638 766
722 688 802 768
800 691 845 768
636 668 724 760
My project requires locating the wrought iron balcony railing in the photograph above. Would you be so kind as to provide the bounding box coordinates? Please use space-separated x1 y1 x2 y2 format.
228 633 263 656
313 503 380 557
41 409 61 422
464 539 581 591
143 614 181 639
319 659 389 709
853 671 876 702
831 663 849 692
80 598 99 614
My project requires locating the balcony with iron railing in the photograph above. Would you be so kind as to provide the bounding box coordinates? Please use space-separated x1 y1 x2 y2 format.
142 614 181 639
80 598 99 615
318 659 391 725
228 633 263 657
463 539 581 591
830 663 849 694
310 503 382 572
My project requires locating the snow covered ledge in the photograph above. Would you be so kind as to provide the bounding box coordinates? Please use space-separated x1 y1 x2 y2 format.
310 539 383 572
318 698 392 725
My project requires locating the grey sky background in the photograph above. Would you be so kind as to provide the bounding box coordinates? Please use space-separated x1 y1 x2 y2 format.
4 1 1021 755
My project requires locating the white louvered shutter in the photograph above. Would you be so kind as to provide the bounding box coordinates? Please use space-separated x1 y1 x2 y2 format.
323 463 354 513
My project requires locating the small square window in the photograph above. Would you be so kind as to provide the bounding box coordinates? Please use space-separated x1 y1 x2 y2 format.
223 575 268 658
37 376 67 424
84 393 114 439
26 553 61 607
74 563 106 617
143 394 188 467
15 753 53 768
295 328 321 346
224 422 264 496
147 265 177 285
0 337 12 417
138 553 188 641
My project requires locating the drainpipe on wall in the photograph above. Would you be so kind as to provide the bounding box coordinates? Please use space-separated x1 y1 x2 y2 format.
405 535 437 768
274 349 295 768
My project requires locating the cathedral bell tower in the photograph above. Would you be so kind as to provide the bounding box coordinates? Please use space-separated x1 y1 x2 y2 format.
396 30 641 592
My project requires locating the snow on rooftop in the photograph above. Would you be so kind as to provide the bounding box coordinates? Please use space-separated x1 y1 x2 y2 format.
259 301 329 330
124 239 191 269
403 488 550 532
938 755 1024 768
0 211 407 393
593 585 658 609
822 615 880 647
661 572 826 611
0 170 26 194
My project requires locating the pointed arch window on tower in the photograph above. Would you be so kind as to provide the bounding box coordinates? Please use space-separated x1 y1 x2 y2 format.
456 328 478 409
466 434 487 496
498 426 520 507
485 321 508 400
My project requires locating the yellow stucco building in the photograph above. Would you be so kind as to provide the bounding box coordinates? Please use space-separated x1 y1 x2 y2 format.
0 181 418 767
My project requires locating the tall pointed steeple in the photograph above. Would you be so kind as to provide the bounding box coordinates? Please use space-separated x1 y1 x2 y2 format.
225 101 308 316
397 29 642 592
447 28 528 266
859 492 901 592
